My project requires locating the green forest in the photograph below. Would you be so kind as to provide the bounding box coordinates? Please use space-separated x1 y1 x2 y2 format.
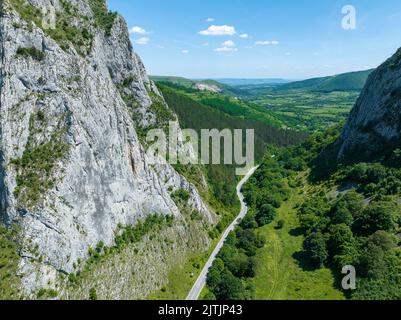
210 124 401 300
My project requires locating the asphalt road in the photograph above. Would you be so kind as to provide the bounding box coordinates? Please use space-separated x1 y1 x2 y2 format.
186 166 259 300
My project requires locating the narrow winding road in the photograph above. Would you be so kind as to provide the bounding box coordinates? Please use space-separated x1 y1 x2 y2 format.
186 166 259 300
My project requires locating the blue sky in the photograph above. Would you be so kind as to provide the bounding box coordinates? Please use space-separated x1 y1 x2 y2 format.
108 0 401 79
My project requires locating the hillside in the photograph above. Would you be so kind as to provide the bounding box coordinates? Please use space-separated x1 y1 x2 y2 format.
156 81 287 128
150 76 226 93
216 78 292 87
277 69 373 92
150 76 202 88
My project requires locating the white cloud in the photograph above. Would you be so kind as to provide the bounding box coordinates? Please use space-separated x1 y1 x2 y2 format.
214 46 238 53
206 18 215 22
133 37 150 45
129 26 149 35
222 40 235 47
255 40 271 45
182 50 189 54
255 40 279 46
215 40 238 53
199 25 236 36
239 33 249 39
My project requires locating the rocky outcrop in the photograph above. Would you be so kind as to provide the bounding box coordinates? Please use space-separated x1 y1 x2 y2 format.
0 0 215 296
195 83 222 93
337 49 401 163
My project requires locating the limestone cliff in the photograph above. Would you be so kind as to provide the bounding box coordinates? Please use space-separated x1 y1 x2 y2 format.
0 0 215 297
337 49 401 163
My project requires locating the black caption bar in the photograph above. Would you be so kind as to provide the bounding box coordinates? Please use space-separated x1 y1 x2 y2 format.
0 300 399 319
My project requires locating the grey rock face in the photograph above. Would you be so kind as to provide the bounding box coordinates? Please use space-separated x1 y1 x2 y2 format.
0 0 215 294
337 49 401 162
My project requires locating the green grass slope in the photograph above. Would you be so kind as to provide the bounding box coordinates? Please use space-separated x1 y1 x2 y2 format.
252 178 345 300
150 76 200 89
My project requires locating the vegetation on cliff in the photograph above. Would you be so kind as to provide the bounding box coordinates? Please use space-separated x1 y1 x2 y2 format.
11 111 69 209
9 0 116 55
0 226 21 299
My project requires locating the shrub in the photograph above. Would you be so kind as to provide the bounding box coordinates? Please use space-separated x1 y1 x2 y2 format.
88 0 117 36
211 269 246 300
89 288 97 300
225 253 256 278
16 47 44 61
239 214 258 229
190 210 202 221
356 201 399 235
171 189 190 203
236 228 266 257
37 288 58 299
357 243 388 279
303 232 328 267
327 224 354 256
255 204 276 226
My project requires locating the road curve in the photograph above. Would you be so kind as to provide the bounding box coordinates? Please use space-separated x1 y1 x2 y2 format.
186 166 259 301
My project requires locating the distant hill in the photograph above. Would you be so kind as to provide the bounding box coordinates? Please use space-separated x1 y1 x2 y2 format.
277 69 374 92
216 78 292 87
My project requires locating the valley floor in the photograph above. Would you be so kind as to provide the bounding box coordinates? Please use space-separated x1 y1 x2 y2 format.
252 182 345 300
147 174 346 301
